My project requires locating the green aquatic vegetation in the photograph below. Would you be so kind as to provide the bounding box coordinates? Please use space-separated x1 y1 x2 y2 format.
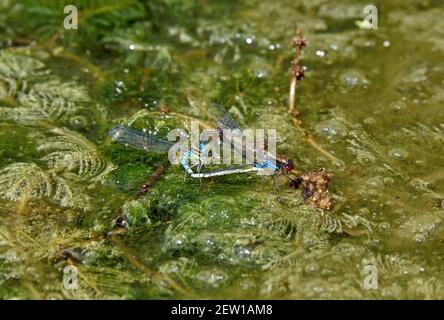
0 0 444 300
0 163 53 202
1 0 145 50
0 125 114 210
394 210 444 244
389 7 444 52
0 49 46 80
38 127 115 183
0 162 91 210
101 21 175 69
0 203 144 299
0 49 105 128
0 49 47 110
397 123 444 152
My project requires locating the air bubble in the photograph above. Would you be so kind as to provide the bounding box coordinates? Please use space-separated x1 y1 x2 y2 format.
315 119 348 139
197 269 228 288
316 50 326 58
383 177 394 184
366 176 384 189
379 222 390 230
389 148 408 161
234 244 252 258
339 70 368 87
171 234 187 248
305 262 320 274
414 233 426 243
363 117 376 125
245 37 254 45
254 69 268 79
69 115 88 128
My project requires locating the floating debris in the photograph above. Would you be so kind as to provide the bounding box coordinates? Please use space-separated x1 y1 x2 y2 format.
299 168 335 211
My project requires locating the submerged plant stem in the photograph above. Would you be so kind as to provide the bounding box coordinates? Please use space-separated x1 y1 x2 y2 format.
288 29 306 118
289 76 298 117
286 30 343 166
292 117 344 165
137 164 169 195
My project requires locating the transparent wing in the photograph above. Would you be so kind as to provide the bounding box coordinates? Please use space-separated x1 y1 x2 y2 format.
209 104 284 169
108 125 174 152
209 103 244 132
209 103 261 163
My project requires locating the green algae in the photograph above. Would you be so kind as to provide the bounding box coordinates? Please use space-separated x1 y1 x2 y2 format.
0 0 444 299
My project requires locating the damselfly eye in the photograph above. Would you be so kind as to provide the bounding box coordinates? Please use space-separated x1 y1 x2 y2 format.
283 159 294 171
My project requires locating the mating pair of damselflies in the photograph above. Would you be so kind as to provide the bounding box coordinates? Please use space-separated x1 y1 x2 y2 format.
108 104 298 188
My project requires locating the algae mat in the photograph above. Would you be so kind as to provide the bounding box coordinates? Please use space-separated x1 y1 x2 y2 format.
0 0 444 299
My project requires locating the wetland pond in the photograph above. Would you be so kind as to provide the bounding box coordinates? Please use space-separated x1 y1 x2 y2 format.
0 0 444 299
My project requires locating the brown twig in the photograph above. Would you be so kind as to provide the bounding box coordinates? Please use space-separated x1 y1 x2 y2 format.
289 29 307 118
136 164 169 196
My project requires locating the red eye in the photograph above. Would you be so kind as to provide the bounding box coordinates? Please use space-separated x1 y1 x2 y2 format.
284 160 294 171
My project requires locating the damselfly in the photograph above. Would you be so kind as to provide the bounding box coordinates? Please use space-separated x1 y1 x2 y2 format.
108 104 298 187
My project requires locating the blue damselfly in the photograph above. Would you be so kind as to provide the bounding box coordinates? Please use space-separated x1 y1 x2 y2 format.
108 104 297 187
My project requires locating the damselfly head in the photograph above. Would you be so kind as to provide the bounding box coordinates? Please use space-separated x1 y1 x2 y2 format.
283 159 294 172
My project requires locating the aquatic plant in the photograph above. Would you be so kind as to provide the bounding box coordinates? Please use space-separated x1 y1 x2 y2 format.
38 127 115 183
0 0 444 300
288 29 307 118
0 49 104 127
0 162 90 210
0 124 114 210
0 162 52 202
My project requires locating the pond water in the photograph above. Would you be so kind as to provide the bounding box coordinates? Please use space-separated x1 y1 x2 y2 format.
0 0 443 299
